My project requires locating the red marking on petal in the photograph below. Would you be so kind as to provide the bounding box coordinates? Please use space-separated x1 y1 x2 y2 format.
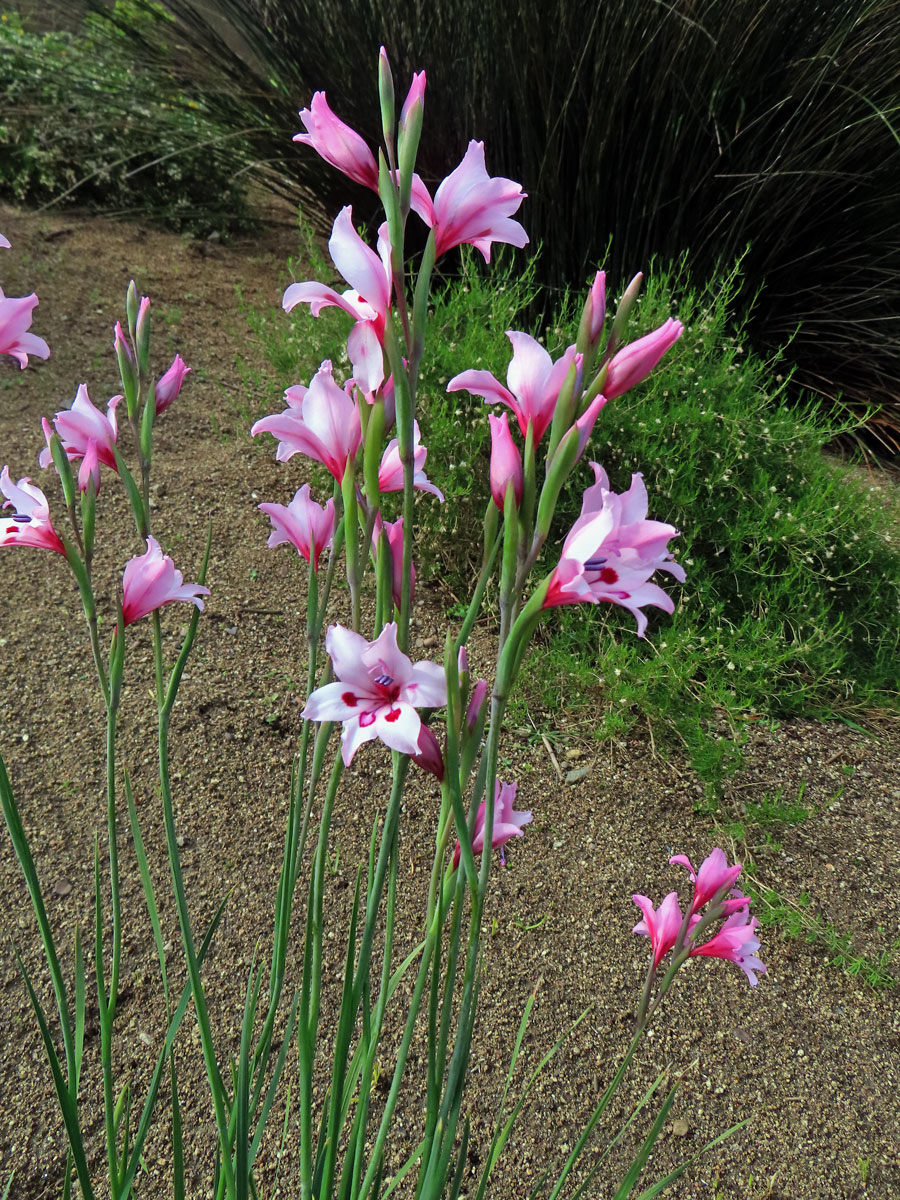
342 691 358 706
599 567 619 584
384 708 401 723
359 711 376 727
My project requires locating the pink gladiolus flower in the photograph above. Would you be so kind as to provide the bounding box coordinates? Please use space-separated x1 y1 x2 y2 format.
251 361 362 483
488 412 523 509
0 468 65 555
632 891 684 970
294 92 379 191
121 536 210 625
543 463 685 637
378 420 444 500
411 141 528 262
155 354 191 414
453 779 532 868
302 622 446 765
374 514 413 610
0 287 50 368
258 483 336 570
283 207 392 392
448 333 580 445
604 318 683 399
39 384 120 493
669 847 744 915
0 233 10 249
689 909 767 987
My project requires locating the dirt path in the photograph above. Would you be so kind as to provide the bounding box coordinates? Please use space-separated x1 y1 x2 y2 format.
0 204 898 1199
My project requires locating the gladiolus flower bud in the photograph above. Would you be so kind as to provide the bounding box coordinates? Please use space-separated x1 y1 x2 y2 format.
606 272 643 359
411 724 444 782
155 354 191 414
604 319 683 399
488 412 523 510
378 46 395 146
398 71 426 207
114 321 138 415
466 679 488 733
135 296 151 375
577 270 606 356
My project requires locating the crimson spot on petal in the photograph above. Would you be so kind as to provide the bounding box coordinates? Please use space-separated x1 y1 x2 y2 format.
599 567 619 584
342 691 358 706
359 711 376 727
384 708 401 723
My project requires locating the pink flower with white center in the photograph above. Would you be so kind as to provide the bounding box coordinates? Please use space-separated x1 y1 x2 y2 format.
689 909 767 987
283 207 392 392
543 463 685 637
294 92 379 192
251 360 362 483
488 412 523 509
154 354 191 414
0 287 50 368
121 536 210 626
448 333 580 445
373 514 413 610
0 468 65 555
378 420 444 500
302 623 446 766
39 384 121 493
258 484 336 570
604 318 683 399
411 141 528 262
453 780 532 869
669 847 744 915
632 891 684 970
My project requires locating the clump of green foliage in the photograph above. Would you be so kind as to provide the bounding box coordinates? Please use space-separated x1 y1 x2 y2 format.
248 237 900 771
0 4 253 236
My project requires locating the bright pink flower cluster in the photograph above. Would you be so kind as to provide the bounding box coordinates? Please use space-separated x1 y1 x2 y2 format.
544 464 684 636
633 848 766 986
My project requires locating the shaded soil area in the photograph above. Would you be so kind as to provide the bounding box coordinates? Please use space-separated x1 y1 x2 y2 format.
0 205 898 1200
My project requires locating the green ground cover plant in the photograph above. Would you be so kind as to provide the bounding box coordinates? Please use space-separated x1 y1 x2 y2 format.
249 242 900 779
0 4 253 235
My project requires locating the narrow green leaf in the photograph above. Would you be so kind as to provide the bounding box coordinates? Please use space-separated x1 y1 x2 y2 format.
124 771 168 1002
16 953 94 1199
611 1083 680 1199
172 1055 185 1200
633 1118 750 1199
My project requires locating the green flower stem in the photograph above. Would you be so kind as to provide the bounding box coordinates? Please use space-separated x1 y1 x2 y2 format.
356 873 457 1200
299 750 344 1200
545 1025 647 1200
150 595 235 1198
340 469 362 631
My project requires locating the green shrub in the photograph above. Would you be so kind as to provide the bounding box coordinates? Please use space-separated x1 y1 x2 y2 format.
121 0 900 429
249 241 900 768
0 4 254 236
